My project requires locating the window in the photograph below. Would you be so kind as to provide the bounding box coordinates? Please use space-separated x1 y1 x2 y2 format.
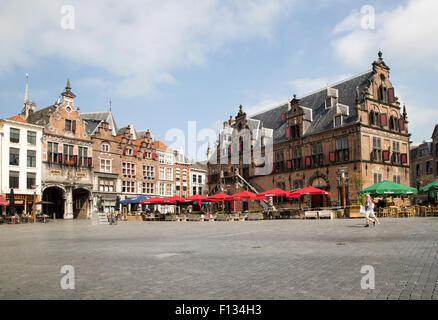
176 168 181 181
47 142 59 163
10 128 20 143
334 115 342 127
65 119 72 132
102 144 110 152
64 144 74 162
198 187 203 195
27 131 36 145
325 97 332 108
426 161 432 174
122 181 136 193
289 125 300 139
183 169 187 182
122 162 136 176
274 150 285 173
159 155 165 164
420 148 427 157
416 164 422 177
193 174 197 183
126 148 132 156
293 179 304 190
159 167 165 180
142 182 154 194
373 173 382 184
99 179 115 193
393 175 401 184
159 183 165 196
9 148 19 166
100 159 111 173
183 186 188 197
369 111 381 126
166 168 173 180
392 141 401 164
9 171 19 189
27 150 36 168
193 187 197 195
198 175 202 184
372 137 382 162
27 173 36 190
143 165 155 178
166 184 173 196
78 147 88 167
335 137 349 162
175 185 181 196
311 142 323 167
292 148 302 170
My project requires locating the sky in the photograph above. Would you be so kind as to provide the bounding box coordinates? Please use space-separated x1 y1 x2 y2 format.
1 0 437 161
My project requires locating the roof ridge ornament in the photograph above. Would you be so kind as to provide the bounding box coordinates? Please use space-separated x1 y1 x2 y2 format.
61 78 76 99
372 50 390 70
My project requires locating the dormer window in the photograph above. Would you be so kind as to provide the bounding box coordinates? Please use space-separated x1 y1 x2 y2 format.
325 97 332 108
334 115 342 127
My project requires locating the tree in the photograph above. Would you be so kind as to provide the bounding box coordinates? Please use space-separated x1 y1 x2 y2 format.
349 172 366 205
417 174 435 188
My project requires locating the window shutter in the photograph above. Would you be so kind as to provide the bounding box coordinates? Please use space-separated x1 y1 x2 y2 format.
73 155 78 165
72 120 77 132
388 88 395 103
58 154 63 164
282 113 286 121
88 158 93 167
286 127 290 138
399 119 405 131
383 150 390 161
401 153 408 164
305 156 311 167
152 152 156 160
287 160 292 169
329 152 335 162
381 113 387 126
123 147 127 155
133 149 138 157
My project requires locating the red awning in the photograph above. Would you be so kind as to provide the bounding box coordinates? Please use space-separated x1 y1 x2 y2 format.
289 186 332 197
231 191 257 200
162 196 186 204
259 188 288 197
184 195 210 203
140 197 166 204
0 196 9 206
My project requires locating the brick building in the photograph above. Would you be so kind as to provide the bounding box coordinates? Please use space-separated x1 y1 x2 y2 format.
410 125 438 202
23 80 94 219
207 52 411 212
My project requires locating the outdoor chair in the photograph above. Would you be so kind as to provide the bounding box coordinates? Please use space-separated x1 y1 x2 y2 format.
304 211 318 219
318 210 334 219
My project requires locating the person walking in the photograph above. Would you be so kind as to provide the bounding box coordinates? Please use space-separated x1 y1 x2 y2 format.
364 193 375 227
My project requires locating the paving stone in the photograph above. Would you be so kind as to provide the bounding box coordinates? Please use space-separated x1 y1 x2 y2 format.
1 218 438 300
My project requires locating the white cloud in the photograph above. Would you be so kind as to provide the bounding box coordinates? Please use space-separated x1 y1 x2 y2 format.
331 0 438 69
0 0 293 98
246 98 288 116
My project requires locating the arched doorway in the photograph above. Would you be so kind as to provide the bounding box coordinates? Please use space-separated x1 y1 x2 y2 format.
309 173 330 208
42 187 65 219
73 188 90 219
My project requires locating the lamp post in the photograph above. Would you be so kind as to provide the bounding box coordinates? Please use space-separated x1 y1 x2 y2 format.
31 184 38 223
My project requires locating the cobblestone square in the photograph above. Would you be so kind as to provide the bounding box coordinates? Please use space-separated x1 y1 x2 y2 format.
1 218 437 300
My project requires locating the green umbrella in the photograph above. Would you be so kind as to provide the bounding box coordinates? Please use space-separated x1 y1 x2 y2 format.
419 179 438 193
358 180 418 196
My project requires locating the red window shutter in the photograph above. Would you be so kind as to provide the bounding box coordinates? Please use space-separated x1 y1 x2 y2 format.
286 127 290 138
72 120 77 132
329 152 335 162
123 147 127 155
282 114 286 121
88 158 92 167
383 150 390 161
305 157 311 167
133 149 138 157
401 153 407 164
287 160 292 169
58 154 63 164
388 88 395 103
399 119 405 131
381 113 387 126
152 152 156 160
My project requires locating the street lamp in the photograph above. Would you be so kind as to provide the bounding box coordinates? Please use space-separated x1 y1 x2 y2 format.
31 184 38 223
